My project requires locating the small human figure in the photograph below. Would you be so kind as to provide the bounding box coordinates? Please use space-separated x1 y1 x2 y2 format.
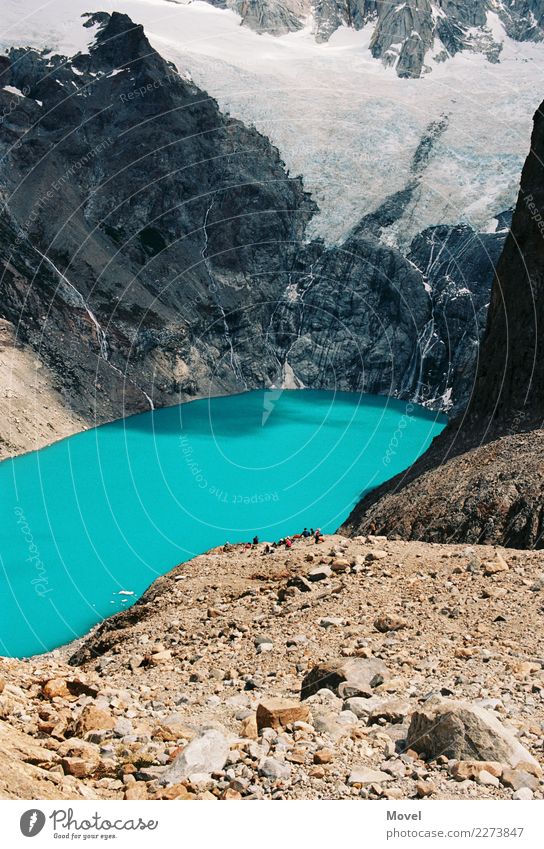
253 535 259 545
302 527 311 538
314 528 323 544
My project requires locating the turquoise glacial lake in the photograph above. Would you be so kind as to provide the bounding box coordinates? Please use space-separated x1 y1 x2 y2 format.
0 390 446 657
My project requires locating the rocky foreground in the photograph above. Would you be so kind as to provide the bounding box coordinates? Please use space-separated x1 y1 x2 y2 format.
1 534 544 800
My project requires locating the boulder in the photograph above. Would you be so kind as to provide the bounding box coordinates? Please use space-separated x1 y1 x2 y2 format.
477 769 500 787
74 705 115 736
513 788 533 800
124 783 148 800
256 699 310 731
287 576 313 593
365 550 388 561
312 711 357 742
450 760 504 781
258 757 291 781
343 696 383 719
367 698 411 725
160 730 229 786
330 559 350 573
374 615 408 633
301 658 389 700
240 714 259 740
42 679 70 700
58 738 101 778
114 717 133 738
154 715 196 742
314 749 333 764
347 767 392 785
407 698 539 768
484 553 509 576
146 649 172 664
307 565 332 582
501 768 539 791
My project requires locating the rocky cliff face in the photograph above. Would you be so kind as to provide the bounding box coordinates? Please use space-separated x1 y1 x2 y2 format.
209 0 544 77
467 99 544 431
0 12 315 424
342 99 544 548
0 12 504 444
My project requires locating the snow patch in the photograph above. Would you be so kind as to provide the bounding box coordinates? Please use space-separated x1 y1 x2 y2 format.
1 2 543 245
2 85 25 97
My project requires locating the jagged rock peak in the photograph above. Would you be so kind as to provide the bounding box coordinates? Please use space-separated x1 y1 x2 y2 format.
467 98 544 430
85 11 156 69
207 0 544 77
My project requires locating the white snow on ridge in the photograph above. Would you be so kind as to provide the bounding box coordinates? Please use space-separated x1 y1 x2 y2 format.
1 1 543 245
2 85 25 97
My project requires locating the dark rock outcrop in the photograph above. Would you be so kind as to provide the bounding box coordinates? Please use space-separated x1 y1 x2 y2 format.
0 13 315 422
341 100 544 548
0 12 505 436
467 101 544 431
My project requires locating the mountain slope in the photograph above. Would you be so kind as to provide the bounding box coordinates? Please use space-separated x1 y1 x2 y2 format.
0 12 316 428
341 98 544 548
0 10 512 455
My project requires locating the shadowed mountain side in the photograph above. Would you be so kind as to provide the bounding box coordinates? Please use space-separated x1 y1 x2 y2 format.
0 12 508 460
341 99 544 549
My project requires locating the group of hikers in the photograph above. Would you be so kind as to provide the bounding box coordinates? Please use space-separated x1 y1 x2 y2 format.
222 527 324 554
262 527 324 550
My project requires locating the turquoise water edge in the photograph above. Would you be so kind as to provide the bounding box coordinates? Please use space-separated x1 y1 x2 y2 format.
0 390 446 658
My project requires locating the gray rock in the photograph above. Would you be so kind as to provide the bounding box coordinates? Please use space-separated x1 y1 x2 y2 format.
286 634 308 646
407 698 539 768
301 657 389 700
259 757 291 781
502 768 539 792
512 787 533 800
254 635 274 646
367 698 411 725
113 718 133 738
307 566 332 582
336 710 358 725
160 730 230 785
347 767 392 786
343 696 384 719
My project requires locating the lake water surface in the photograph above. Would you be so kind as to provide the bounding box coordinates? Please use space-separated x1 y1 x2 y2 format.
0 390 446 657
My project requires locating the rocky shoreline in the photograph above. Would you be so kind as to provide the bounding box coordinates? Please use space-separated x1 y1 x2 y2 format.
1 533 543 800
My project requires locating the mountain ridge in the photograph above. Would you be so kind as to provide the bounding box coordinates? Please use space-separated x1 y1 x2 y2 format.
206 0 544 77
0 11 508 458
341 97 544 548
